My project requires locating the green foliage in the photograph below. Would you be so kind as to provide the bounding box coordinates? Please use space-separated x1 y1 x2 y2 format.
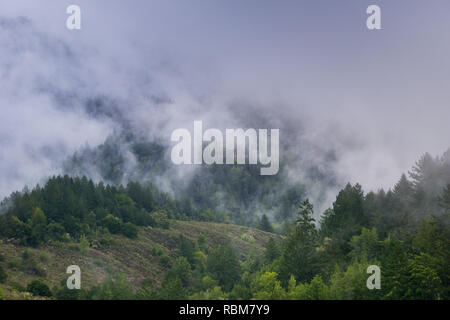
0 265 7 283
79 234 90 254
89 274 134 300
329 260 380 300
0 175 188 246
349 227 380 261
207 244 241 292
102 214 122 234
287 275 331 300
240 233 255 244
321 184 368 254
177 235 195 265
264 238 280 264
1 150 450 300
194 251 207 273
20 251 46 277
200 275 218 291
197 233 207 251
279 199 319 284
258 214 274 233
229 283 252 300
190 286 228 300
169 257 191 286
135 279 158 300
39 252 50 263
251 272 285 300
440 184 450 211
152 211 170 229
160 254 172 269
27 280 52 297
121 222 138 239
379 237 410 299
159 275 186 300
55 280 86 300
406 252 443 299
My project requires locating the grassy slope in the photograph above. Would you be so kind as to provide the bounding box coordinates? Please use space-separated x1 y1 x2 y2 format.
0 220 276 299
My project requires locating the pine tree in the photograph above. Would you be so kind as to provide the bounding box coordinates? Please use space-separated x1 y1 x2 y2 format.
279 199 319 284
321 184 367 254
440 184 450 212
207 244 241 292
259 214 273 233
264 238 279 263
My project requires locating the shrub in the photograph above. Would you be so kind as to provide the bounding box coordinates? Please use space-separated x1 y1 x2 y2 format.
160 255 172 268
21 255 47 277
89 274 134 300
7 258 20 269
152 211 170 229
121 222 138 239
0 265 7 283
99 234 116 246
22 249 32 261
102 215 122 234
79 234 90 254
39 252 50 263
240 233 255 244
27 280 52 297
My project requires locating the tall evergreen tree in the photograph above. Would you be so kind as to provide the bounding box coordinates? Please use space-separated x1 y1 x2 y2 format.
259 214 273 233
279 199 319 284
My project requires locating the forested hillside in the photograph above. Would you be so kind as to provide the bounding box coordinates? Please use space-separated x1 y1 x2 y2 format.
63 128 337 227
0 151 449 300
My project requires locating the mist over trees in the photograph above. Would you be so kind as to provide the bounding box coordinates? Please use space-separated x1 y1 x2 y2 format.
0 149 449 300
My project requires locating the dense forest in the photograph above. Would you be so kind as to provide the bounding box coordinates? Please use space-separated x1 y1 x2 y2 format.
0 151 449 300
63 129 334 227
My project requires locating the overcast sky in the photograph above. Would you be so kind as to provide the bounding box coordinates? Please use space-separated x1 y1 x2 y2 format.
0 0 449 199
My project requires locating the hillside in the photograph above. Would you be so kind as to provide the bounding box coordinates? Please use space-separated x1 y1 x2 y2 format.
0 220 276 299
0 151 449 300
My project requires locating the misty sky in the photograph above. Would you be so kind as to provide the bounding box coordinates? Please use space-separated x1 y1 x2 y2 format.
0 0 449 200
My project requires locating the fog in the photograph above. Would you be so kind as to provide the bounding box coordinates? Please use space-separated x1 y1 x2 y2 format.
0 1 449 213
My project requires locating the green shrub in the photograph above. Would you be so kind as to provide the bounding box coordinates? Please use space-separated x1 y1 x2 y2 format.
20 255 47 277
7 258 20 269
121 222 138 239
22 249 32 261
99 234 116 246
55 280 85 300
79 234 90 254
88 274 134 300
102 215 122 234
160 255 172 268
9 281 25 292
152 211 170 229
0 265 7 283
39 252 50 263
27 280 52 297
240 233 255 244
151 246 163 256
